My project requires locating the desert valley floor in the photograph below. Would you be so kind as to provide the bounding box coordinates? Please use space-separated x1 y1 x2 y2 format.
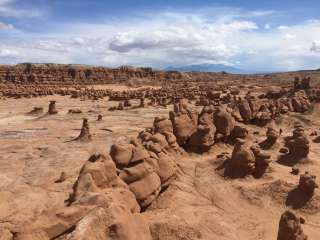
0 64 319 240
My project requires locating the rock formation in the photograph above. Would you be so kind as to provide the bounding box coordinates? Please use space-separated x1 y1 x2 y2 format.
48 100 58 114
68 108 82 114
286 124 310 158
74 118 92 142
298 171 318 197
189 106 216 152
266 126 279 145
238 98 252 122
229 138 256 177
214 107 235 137
277 210 307 240
251 144 271 177
26 107 43 115
170 100 197 146
13 154 152 239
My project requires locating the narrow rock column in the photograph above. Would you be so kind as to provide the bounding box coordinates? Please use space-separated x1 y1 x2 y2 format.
75 118 92 142
48 100 58 114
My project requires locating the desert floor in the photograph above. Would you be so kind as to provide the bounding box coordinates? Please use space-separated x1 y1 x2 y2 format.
0 93 319 239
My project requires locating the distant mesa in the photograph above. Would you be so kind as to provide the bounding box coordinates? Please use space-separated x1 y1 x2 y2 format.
164 63 248 74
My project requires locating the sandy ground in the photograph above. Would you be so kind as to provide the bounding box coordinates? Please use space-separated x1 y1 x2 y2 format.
0 96 171 226
0 95 319 239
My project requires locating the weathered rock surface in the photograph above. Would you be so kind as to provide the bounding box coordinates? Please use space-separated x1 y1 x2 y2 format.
277 210 308 240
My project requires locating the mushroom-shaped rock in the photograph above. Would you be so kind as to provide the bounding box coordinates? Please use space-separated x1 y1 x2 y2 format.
189 124 216 152
68 154 120 204
277 210 307 240
97 114 103 121
229 138 255 177
298 171 318 197
48 100 58 114
214 107 235 136
266 126 279 144
238 99 252 122
156 152 177 186
124 99 131 107
287 127 309 158
251 144 271 177
117 102 124 110
170 111 197 146
110 144 134 168
231 125 248 139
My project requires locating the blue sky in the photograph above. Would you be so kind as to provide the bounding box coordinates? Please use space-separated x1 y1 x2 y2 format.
0 0 320 71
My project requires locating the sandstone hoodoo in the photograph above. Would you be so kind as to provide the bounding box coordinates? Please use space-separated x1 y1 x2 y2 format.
97 114 103 121
124 99 132 107
277 210 308 240
74 118 92 142
2 62 320 239
108 114 181 209
229 138 256 177
48 100 58 114
266 126 279 145
139 97 145 107
213 106 235 138
118 102 124 110
230 125 248 140
298 171 318 197
286 123 310 159
189 106 216 152
170 101 197 147
238 98 252 123
251 144 271 177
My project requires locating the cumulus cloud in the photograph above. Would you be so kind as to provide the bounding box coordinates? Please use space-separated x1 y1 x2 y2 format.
284 33 296 40
1 8 320 71
0 21 14 30
278 25 290 30
0 48 19 57
0 0 43 18
311 41 320 53
108 19 256 65
264 23 271 30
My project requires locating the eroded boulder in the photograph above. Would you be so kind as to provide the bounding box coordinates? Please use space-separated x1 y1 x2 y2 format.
277 210 307 240
229 138 255 177
214 107 235 137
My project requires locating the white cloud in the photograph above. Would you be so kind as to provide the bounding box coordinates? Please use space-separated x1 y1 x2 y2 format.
1 9 320 71
278 25 290 30
250 10 275 17
0 48 19 57
284 33 296 40
108 20 256 60
0 0 43 18
264 23 271 29
0 21 14 30
311 41 320 53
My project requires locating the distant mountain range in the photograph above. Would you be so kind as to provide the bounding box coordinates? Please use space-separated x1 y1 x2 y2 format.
164 63 254 74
